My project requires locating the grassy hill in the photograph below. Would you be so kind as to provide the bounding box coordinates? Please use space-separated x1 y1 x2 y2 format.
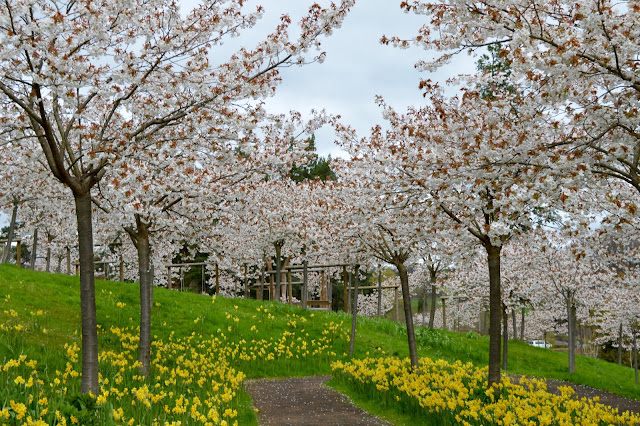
1 264 638 424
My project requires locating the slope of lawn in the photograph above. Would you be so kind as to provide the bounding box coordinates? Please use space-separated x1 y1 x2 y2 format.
1 264 638 425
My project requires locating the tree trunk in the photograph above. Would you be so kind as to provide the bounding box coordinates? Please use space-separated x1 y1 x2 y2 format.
2 203 18 264
274 242 283 302
30 227 38 270
302 261 308 309
46 247 51 272
442 297 447 330
486 243 502 388
520 308 525 341
396 259 419 368
428 268 437 329
511 309 517 342
619 322 623 366
244 264 249 299
377 269 382 317
125 217 152 377
634 331 638 385
502 305 508 371
347 271 351 314
74 192 99 395
349 265 359 357
67 247 72 276
567 296 576 373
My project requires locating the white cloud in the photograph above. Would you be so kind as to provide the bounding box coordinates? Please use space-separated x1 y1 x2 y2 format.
181 1 478 155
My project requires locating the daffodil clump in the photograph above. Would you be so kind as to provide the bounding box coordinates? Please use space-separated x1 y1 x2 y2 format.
331 357 640 425
1 326 246 425
1 295 350 425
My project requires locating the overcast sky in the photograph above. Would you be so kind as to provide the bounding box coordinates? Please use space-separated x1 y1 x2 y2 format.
0 1 475 228
250 0 471 157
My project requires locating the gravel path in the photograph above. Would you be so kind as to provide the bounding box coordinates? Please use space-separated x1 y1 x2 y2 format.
244 376 391 426
245 374 640 425
527 376 640 415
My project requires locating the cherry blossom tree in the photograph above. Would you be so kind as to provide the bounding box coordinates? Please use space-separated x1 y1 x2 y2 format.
0 0 354 394
337 80 562 386
394 0 640 316
0 140 45 264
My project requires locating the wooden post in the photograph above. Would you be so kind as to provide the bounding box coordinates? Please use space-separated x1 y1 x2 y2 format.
105 262 109 280
215 263 220 295
16 240 21 268
302 260 308 309
167 266 172 289
343 266 348 313
394 287 399 321
119 255 124 282
287 269 292 304
179 266 184 292
377 268 382 317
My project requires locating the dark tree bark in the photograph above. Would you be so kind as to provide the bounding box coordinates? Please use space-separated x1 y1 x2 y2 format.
46 247 51 272
1 203 18 264
74 192 100 395
486 243 502 388
634 331 638 385
30 227 38 270
395 258 419 368
274 241 283 301
520 307 525 341
428 268 437 329
567 294 576 373
125 216 153 377
442 297 447 330
619 323 624 366
511 309 517 342
349 265 360 357
502 305 509 371
377 269 382 317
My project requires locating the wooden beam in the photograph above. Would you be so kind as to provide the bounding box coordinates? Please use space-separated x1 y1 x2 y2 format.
285 262 351 270
345 285 399 291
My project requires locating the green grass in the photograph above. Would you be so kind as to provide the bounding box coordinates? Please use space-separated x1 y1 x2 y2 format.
1 264 639 425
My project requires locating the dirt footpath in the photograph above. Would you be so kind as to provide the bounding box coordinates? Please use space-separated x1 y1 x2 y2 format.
244 376 391 426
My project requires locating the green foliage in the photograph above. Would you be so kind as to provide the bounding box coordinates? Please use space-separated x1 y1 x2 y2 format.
476 43 514 100
289 135 336 183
